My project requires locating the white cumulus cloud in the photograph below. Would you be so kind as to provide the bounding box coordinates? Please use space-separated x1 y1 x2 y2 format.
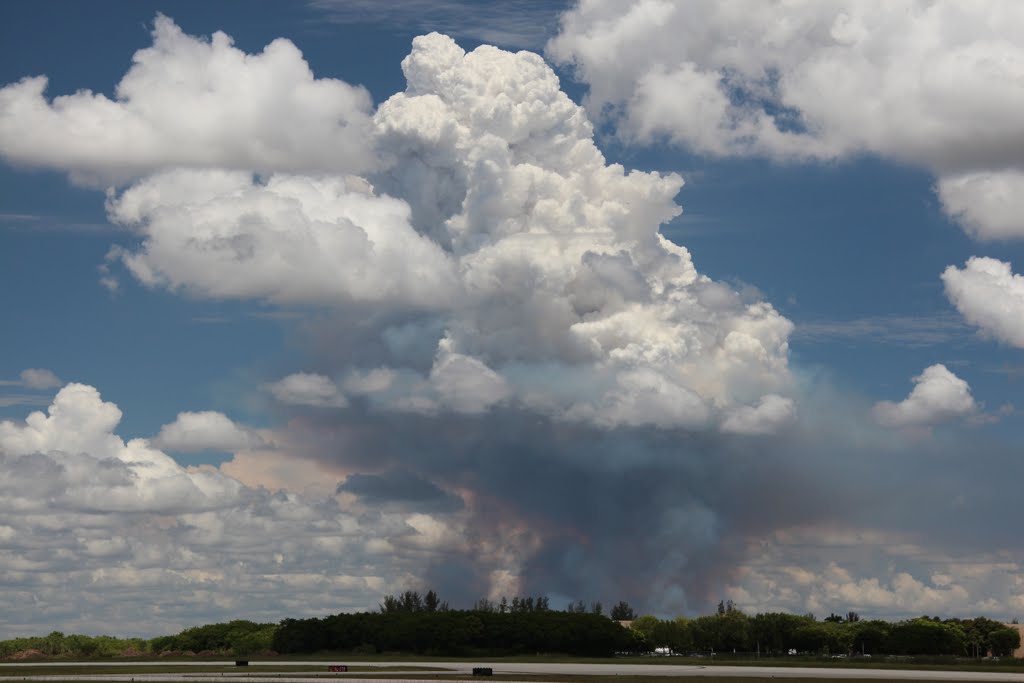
936 171 1024 241
0 14 376 185
264 372 348 408
943 256 1024 347
106 170 458 307
0 383 241 510
723 525 1024 620
547 0 1024 239
151 411 265 452
0 383 480 636
873 364 977 428
722 394 797 435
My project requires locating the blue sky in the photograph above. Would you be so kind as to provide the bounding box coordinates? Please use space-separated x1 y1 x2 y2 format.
2 0 1024 636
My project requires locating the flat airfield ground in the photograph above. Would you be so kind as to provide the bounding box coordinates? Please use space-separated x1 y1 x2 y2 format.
4 660 1024 683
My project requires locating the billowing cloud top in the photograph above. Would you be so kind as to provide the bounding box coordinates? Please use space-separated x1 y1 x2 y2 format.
0 21 795 431
365 33 795 428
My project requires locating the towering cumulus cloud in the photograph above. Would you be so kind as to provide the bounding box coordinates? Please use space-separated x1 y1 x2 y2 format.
547 0 1024 240
363 33 795 429
4 7 1024 632
0 22 795 432
0 18 801 613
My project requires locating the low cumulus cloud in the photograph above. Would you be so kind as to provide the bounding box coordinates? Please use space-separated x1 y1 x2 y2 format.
725 525 1024 618
151 411 265 452
0 384 242 512
943 256 1024 348
873 364 977 428
264 373 349 409
547 0 1024 240
0 384 477 637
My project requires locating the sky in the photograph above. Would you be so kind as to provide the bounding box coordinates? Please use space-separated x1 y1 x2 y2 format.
1 0 1024 638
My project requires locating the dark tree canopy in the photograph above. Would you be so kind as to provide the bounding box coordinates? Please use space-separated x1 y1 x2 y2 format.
610 601 636 621
1 589 1019 661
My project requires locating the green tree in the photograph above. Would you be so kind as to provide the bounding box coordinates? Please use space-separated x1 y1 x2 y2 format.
473 598 496 612
988 628 1021 657
885 618 964 656
653 617 693 653
41 631 68 657
959 616 1012 658
718 608 752 652
630 615 660 642
751 612 814 654
610 601 635 620
851 619 890 655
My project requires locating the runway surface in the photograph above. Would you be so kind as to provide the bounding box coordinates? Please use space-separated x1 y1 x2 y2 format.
3 660 1024 681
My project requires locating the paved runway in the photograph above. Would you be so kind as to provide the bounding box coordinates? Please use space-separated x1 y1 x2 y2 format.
3 660 1024 681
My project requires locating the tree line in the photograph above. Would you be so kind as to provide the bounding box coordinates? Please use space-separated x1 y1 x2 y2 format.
1 593 1019 660
272 592 1020 658
274 609 628 656
274 590 631 656
378 589 635 619
0 620 276 660
628 602 1021 658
